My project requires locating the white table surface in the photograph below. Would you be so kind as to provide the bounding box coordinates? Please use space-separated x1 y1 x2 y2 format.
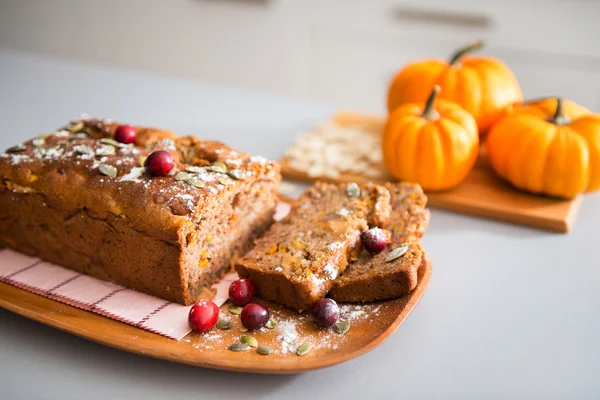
0 48 599 400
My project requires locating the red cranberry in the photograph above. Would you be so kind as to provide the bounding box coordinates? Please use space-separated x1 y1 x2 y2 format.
312 298 339 328
144 150 174 176
114 124 137 144
229 278 255 306
361 227 389 254
188 299 219 333
240 303 269 330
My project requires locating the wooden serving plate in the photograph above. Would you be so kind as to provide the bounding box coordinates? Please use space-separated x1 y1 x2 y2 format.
281 112 583 233
0 257 431 374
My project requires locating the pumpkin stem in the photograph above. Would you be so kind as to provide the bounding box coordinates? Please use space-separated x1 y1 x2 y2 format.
550 97 570 125
422 85 441 121
449 40 485 66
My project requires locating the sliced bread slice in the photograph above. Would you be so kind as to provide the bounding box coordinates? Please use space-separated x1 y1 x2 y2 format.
236 181 391 311
329 182 430 303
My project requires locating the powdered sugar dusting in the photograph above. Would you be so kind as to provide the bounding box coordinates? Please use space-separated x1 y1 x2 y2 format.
323 262 338 280
120 167 145 182
277 320 299 354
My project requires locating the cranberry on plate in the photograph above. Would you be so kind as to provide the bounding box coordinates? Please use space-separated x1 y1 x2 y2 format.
312 298 339 328
114 124 137 144
229 278 255 306
188 299 219 333
240 303 269 330
144 150 174 177
361 227 389 255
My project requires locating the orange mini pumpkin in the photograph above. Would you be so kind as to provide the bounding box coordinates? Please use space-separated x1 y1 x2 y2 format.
387 40 522 134
487 98 600 199
383 86 479 191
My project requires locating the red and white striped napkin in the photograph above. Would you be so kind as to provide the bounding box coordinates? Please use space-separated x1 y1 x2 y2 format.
0 201 292 341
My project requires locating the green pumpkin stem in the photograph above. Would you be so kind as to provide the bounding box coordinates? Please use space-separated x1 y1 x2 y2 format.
422 85 441 121
449 40 485 66
550 98 570 125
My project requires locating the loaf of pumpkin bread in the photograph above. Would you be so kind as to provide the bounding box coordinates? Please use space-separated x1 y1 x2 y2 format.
329 182 430 303
236 181 392 311
0 117 280 305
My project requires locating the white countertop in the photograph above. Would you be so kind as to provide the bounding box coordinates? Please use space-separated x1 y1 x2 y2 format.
1 48 599 400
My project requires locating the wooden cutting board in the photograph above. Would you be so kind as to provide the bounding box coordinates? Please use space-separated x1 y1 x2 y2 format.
280 112 583 233
0 257 432 374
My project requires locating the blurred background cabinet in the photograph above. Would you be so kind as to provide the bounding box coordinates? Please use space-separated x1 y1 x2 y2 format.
1 0 599 113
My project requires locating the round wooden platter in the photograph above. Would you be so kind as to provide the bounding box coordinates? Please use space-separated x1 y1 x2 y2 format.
0 257 431 374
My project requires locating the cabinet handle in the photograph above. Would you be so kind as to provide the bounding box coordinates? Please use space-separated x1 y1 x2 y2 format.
391 6 492 29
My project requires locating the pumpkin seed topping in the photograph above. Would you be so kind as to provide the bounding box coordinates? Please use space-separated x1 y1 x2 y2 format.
228 343 250 352
346 182 361 198
385 245 408 263
229 305 243 315
175 171 191 181
98 164 117 177
205 162 227 173
296 342 312 356
333 320 350 335
239 326 248 332
99 138 128 148
240 335 258 348
67 121 84 133
32 138 45 147
96 145 116 156
216 319 232 330
6 144 26 153
256 346 273 356
74 145 94 156
185 166 205 173
266 319 277 329
227 169 245 180
218 177 232 186
213 161 227 170
185 177 206 188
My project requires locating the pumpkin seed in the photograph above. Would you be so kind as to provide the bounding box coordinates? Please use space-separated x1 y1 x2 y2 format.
160 138 176 149
5 144 26 153
228 343 250 352
100 138 128 148
96 145 116 156
256 346 273 356
229 305 243 315
185 177 206 188
205 162 227 173
385 246 408 263
67 121 84 133
333 320 350 335
98 164 117 177
138 156 147 167
296 342 312 356
266 319 277 329
74 145 94 156
216 319 232 330
346 182 361 198
218 177 232 186
32 138 45 147
213 161 227 170
239 326 248 332
227 169 245 180
185 166 205 173
240 335 258 348
175 171 191 181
